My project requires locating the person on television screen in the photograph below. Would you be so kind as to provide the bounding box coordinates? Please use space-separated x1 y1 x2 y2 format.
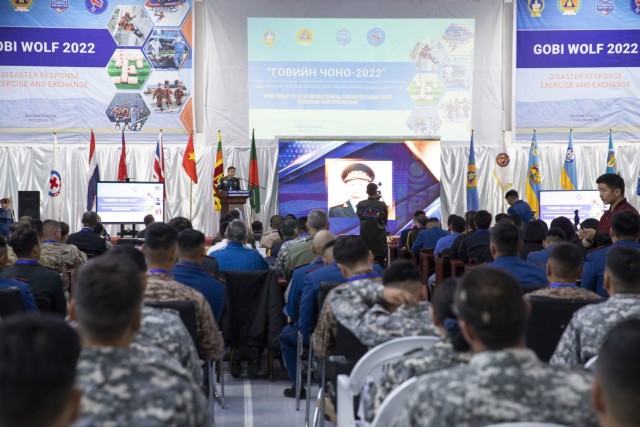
217 166 241 191
329 163 375 218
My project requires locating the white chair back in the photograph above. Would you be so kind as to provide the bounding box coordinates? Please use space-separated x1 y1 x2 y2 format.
369 377 418 427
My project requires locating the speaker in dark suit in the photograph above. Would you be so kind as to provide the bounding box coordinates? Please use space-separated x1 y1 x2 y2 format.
18 191 40 220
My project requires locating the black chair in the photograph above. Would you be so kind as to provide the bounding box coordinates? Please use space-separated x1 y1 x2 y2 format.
34 295 53 313
526 296 604 362
220 269 283 381
116 238 144 246
0 287 24 318
521 283 547 295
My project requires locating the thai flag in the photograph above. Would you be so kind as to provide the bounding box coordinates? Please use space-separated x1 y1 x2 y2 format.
87 130 100 211
153 131 165 183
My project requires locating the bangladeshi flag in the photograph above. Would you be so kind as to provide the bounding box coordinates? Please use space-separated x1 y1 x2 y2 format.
248 129 260 213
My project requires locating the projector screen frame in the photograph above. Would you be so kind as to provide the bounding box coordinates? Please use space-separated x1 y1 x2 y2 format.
95 181 165 225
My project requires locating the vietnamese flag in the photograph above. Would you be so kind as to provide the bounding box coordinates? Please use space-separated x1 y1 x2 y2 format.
182 131 198 183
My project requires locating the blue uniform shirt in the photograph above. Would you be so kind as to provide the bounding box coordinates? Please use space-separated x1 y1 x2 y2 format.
172 260 225 326
211 242 269 271
490 256 548 286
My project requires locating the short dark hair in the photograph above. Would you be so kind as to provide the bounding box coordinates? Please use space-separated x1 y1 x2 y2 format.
251 221 263 232
333 235 369 268
523 220 548 244
229 209 241 219
413 210 424 219
548 243 583 282
449 215 466 233
474 210 492 230
606 245 640 293
545 227 567 244
366 183 378 197
596 319 640 426
226 219 248 243
74 256 142 341
580 218 599 231
9 221 30 237
611 211 640 239
426 217 440 225
455 267 527 349
143 222 178 264
280 219 297 239
495 213 509 224
296 217 308 234
415 214 427 227
307 209 329 231
382 260 420 288
143 214 155 226
227 166 236 172
30 219 43 238
284 213 297 220
59 221 70 238
9 228 39 258
505 189 519 199
550 216 576 241
178 229 205 258
490 220 520 256
106 245 147 273
597 173 625 194
168 216 192 232
432 277 469 352
0 313 81 427
508 213 523 228
269 215 284 229
81 211 99 227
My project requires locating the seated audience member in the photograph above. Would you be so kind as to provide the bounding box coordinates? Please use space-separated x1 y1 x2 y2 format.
494 212 509 224
527 243 601 300
508 213 524 234
210 220 269 271
592 319 640 427
173 229 225 325
207 220 253 253
40 219 86 291
1 228 66 316
505 189 534 224
66 211 108 256
251 221 263 242
270 218 298 259
136 214 155 238
70 256 209 427
551 245 640 366
92 223 113 249
285 210 330 278
260 215 284 250
0 235 38 312
595 173 638 236
59 221 71 242
143 222 224 361
519 220 548 260
166 217 219 276
0 313 82 427
411 217 449 256
397 267 598 427
5 222 33 266
488 220 548 286
434 214 465 256
362 277 471 422
449 211 476 260
526 227 566 266
280 230 336 398
168 216 193 232
582 211 640 297
458 210 492 263
550 216 578 244
274 219 307 276
405 214 427 252
398 210 425 255
330 259 438 347
107 245 203 385
579 217 609 252
313 237 417 358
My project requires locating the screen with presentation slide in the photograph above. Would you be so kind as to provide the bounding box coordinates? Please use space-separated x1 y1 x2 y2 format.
539 190 608 228
0 1 194 143
96 181 164 224
249 18 475 140
515 0 640 141
278 139 441 236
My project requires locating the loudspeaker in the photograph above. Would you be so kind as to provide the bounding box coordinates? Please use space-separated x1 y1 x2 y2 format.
18 191 40 220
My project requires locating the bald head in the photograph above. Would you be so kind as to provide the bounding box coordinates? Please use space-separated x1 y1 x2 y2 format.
312 230 336 257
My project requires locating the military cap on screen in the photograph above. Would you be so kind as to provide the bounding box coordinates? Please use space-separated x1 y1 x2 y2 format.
341 163 375 183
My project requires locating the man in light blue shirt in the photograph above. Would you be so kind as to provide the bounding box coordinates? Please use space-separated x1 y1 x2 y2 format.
435 215 465 256
211 220 269 271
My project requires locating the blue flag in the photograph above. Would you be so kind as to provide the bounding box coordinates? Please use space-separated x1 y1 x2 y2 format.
526 131 542 215
466 131 479 211
561 130 577 190
606 130 617 174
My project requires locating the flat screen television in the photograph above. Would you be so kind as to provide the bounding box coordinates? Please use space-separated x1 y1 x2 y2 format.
539 190 609 228
96 181 165 224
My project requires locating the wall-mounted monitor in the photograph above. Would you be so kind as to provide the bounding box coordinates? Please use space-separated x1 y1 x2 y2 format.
96 181 164 224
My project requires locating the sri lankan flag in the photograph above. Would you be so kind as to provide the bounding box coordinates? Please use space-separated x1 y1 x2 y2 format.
213 131 224 211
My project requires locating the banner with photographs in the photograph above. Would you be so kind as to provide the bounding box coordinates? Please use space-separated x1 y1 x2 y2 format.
0 0 194 143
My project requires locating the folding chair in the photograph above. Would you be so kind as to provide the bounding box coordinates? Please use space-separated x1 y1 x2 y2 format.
369 377 418 427
336 336 439 427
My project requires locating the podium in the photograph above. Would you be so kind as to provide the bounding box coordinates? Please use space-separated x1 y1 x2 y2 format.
216 190 250 215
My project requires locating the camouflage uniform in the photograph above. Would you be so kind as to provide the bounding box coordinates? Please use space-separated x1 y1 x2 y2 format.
330 278 439 346
145 271 224 360
362 338 471 422
396 348 598 427
274 236 306 277
526 285 602 300
75 344 209 427
40 241 86 290
136 306 203 385
550 293 640 366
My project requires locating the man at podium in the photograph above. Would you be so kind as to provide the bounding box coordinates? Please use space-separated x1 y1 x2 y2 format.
217 166 241 191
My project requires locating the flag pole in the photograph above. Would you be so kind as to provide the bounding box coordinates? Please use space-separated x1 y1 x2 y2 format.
189 181 192 221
